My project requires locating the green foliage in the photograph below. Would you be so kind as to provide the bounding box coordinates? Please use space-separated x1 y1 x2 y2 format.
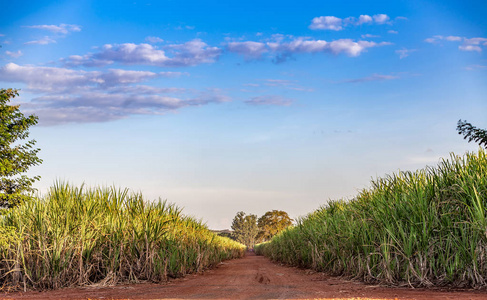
257 210 292 242
231 211 259 248
0 88 42 208
213 229 234 240
256 149 487 288
457 119 487 149
0 182 245 290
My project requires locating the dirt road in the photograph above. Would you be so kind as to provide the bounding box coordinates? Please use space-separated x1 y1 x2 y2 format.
3 252 487 299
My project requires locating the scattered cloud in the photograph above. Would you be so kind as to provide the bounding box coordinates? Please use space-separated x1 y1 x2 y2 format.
5 50 23 58
309 14 392 31
459 45 482 52
243 83 260 87
264 79 295 86
226 37 391 61
341 73 399 83
24 24 81 34
24 88 229 125
465 64 487 71
268 38 391 57
175 25 195 30
361 34 380 39
25 36 56 45
357 15 373 25
0 63 227 125
0 63 176 92
373 14 390 24
388 30 398 34
62 39 222 67
245 95 293 106
395 48 416 59
226 41 267 59
425 35 487 52
145 36 164 43
445 36 462 41
243 79 313 92
23 23 81 46
309 16 343 31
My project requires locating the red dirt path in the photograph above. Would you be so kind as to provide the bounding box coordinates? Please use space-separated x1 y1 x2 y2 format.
3 252 487 299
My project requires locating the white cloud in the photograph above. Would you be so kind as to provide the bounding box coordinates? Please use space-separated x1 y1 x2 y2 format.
99 69 183 85
5 50 23 58
459 45 482 52
0 63 182 92
327 39 390 56
361 34 380 38
226 41 267 58
357 15 373 25
388 30 398 34
245 95 293 106
26 89 229 125
227 37 391 60
464 37 487 46
264 79 294 86
465 64 487 71
175 25 195 30
145 36 164 43
22 24 80 46
445 36 462 41
424 36 440 43
309 16 343 31
0 63 97 92
243 79 313 92
395 48 416 59
0 63 229 125
373 14 390 24
63 39 222 67
24 36 56 45
309 14 392 31
341 73 399 83
426 35 487 52
24 24 81 34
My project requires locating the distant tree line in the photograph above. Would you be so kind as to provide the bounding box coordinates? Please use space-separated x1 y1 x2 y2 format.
229 210 293 248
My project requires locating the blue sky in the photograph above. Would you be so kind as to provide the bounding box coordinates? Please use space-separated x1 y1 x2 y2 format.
1 0 486 229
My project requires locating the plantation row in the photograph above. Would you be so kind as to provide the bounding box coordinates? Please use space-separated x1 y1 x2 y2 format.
256 149 487 288
0 183 245 290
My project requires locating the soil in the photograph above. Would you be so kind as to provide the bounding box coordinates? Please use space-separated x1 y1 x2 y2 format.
2 252 487 299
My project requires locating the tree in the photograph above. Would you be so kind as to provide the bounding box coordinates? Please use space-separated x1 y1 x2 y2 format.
0 89 42 208
231 211 258 248
457 120 487 149
257 210 293 242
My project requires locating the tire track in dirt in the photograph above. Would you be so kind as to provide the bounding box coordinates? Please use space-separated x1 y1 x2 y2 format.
3 252 487 299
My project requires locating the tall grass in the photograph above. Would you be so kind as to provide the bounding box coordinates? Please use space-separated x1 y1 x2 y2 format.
0 182 245 290
256 149 487 288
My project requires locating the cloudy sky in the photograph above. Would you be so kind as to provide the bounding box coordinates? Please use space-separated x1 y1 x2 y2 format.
1 0 486 229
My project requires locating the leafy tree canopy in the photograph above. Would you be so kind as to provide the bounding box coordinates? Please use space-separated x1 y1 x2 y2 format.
231 211 258 248
457 120 487 149
257 210 293 242
0 88 42 208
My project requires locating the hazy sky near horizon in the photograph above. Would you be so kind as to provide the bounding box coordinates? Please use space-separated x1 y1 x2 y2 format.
1 0 486 229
